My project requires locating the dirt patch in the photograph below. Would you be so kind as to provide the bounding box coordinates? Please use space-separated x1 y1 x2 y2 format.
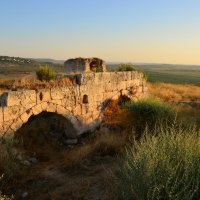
3 142 117 200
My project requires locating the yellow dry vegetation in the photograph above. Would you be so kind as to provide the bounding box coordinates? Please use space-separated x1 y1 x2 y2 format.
148 82 200 102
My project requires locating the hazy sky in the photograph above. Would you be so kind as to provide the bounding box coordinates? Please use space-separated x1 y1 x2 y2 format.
1 0 200 64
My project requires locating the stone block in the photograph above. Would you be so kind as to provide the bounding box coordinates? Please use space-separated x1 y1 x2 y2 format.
22 90 36 105
20 110 33 124
73 104 82 115
3 106 24 122
32 104 43 116
46 103 57 113
117 81 127 90
3 91 21 106
81 104 89 115
94 93 103 102
40 102 48 111
51 88 70 100
50 99 62 106
10 118 23 131
126 72 132 81
56 105 66 115
65 106 73 112
4 90 36 107
126 80 134 88
61 98 75 108
105 83 114 92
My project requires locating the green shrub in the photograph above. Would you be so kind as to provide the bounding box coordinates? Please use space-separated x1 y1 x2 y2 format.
117 64 136 71
113 126 200 200
125 98 176 137
36 65 56 81
143 72 148 81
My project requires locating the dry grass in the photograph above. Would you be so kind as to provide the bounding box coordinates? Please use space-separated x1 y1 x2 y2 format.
102 100 133 128
1 129 130 200
0 137 21 196
148 82 200 127
0 77 75 91
148 82 200 102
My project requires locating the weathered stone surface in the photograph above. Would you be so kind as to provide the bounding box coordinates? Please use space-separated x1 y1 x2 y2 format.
40 102 48 111
4 106 24 122
20 110 33 124
32 104 43 116
0 71 147 136
56 105 67 115
51 88 70 100
0 107 3 123
50 99 62 106
10 118 23 131
73 104 82 115
64 57 106 74
4 90 36 107
46 103 57 113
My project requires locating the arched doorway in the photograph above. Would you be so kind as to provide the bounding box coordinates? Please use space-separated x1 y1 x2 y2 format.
14 111 77 161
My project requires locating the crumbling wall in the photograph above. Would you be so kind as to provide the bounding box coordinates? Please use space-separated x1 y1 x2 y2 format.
64 57 106 73
0 71 147 137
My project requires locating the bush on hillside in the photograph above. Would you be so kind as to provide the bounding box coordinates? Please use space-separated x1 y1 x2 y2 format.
113 125 200 200
125 98 176 137
36 65 56 81
117 64 136 71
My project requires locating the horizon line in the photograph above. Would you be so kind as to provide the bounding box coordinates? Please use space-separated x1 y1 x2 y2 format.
1 54 200 66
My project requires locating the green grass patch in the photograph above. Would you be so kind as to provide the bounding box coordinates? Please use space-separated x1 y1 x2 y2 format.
117 64 136 71
125 98 176 137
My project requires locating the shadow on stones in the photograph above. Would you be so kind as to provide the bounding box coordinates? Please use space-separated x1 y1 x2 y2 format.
14 111 77 161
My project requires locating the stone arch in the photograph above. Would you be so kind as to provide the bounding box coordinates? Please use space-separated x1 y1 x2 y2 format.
4 102 80 137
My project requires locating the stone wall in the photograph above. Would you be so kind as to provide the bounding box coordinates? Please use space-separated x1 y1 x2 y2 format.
0 71 147 137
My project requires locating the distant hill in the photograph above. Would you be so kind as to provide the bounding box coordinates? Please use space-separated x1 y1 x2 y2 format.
0 55 38 66
0 56 64 80
33 58 65 64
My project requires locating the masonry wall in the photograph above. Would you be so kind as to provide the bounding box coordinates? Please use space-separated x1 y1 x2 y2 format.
0 71 147 137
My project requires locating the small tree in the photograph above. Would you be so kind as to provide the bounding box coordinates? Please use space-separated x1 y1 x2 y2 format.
117 64 136 71
36 65 56 81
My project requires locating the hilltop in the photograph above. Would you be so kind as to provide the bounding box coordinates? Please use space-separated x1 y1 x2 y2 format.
0 56 38 66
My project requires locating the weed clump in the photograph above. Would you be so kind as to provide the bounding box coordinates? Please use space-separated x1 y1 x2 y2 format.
117 64 136 71
36 65 56 81
113 125 200 200
125 98 176 137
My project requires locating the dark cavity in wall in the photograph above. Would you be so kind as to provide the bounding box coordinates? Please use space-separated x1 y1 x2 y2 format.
83 94 89 104
14 111 77 160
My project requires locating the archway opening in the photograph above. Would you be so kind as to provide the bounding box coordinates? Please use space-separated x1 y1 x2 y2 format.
14 111 77 161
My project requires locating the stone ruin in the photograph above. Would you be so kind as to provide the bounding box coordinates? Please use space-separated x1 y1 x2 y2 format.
0 71 148 138
64 57 106 73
